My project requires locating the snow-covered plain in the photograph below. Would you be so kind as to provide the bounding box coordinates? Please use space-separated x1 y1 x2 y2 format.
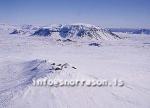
0 25 150 108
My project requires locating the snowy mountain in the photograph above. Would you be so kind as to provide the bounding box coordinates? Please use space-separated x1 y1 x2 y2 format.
33 24 120 40
0 24 18 32
132 29 150 34
6 24 120 40
10 24 39 35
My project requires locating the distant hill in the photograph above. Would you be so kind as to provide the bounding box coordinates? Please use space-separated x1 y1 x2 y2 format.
109 28 150 35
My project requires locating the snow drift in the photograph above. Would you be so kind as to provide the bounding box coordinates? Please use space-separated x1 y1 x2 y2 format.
0 59 77 108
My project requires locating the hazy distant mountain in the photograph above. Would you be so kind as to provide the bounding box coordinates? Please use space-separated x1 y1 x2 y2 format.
109 28 150 35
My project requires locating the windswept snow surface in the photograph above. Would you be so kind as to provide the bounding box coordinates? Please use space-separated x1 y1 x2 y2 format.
0 25 150 108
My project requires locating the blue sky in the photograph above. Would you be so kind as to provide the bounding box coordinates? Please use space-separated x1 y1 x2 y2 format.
0 0 150 28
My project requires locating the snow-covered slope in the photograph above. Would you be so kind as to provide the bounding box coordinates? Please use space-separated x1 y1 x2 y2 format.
0 24 150 108
0 59 77 108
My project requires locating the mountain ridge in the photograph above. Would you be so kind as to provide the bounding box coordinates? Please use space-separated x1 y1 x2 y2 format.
7 23 120 40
